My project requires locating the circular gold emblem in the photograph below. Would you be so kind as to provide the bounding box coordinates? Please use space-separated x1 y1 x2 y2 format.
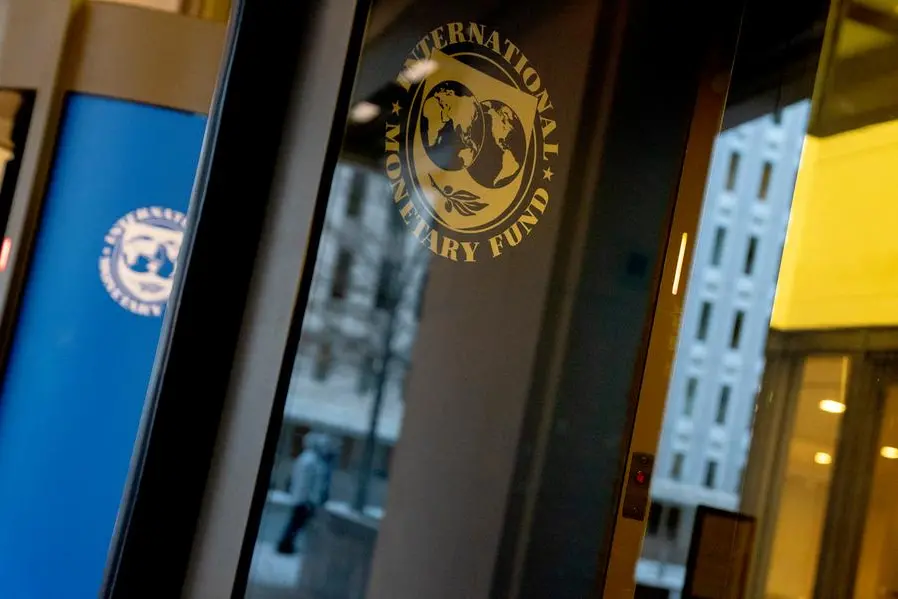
384 22 560 262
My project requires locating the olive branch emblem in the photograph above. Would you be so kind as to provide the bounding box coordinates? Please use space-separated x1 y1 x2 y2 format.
429 174 487 217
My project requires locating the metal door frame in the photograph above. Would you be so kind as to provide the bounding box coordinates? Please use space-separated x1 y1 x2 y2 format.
599 0 833 593
101 0 370 596
599 2 745 594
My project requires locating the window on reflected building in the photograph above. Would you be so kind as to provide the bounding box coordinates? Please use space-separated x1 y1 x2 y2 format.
711 226 726 266
744 235 758 275
331 249 352 299
665 507 681 540
726 152 740 190
696 302 712 341
684 377 698 415
716 386 731 425
758 160 773 199
671 453 685 480
313 343 332 381
375 260 396 310
703 461 718 489
729 310 745 349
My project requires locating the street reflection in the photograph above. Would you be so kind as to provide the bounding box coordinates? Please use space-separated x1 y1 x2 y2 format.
246 163 429 598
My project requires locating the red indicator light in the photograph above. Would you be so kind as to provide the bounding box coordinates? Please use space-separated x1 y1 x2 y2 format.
0 237 11 272
635 470 647 485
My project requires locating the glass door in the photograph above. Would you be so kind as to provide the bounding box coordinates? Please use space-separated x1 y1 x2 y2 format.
602 0 898 598
101 0 748 597
229 2 742 598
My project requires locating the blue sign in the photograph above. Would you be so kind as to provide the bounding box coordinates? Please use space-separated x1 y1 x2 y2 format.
0 93 206 597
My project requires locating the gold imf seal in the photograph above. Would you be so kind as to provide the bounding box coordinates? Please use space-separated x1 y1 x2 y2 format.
384 22 560 262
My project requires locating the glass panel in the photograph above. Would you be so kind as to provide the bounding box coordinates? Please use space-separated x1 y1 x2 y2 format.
637 1 898 598
763 356 848 599
233 0 749 592
245 162 429 572
240 0 699 594
636 102 810 597
248 163 428 590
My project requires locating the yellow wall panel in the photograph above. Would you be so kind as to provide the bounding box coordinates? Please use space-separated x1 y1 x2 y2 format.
772 120 898 330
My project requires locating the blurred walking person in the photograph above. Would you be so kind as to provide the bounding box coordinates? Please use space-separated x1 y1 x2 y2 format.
276 432 329 554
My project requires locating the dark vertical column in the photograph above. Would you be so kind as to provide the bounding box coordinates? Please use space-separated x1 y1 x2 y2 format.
101 0 364 596
741 342 805 599
812 354 884 599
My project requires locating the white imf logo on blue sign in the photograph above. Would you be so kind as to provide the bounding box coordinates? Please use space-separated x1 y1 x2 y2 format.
98 206 187 317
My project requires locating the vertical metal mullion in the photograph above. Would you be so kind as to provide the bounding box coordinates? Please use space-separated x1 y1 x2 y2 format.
196 0 371 594
812 354 884 599
598 1 745 594
741 349 805 599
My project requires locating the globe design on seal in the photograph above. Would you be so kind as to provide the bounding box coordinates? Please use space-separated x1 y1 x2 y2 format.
420 81 485 171
117 224 180 301
421 84 527 192
467 99 526 189
383 26 562 262
99 206 187 317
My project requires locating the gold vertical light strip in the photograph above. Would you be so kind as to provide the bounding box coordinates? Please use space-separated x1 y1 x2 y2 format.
840 355 849 404
671 232 688 295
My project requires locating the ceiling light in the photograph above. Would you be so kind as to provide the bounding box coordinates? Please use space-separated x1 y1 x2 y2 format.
814 452 833 465
882 446 898 460
401 59 438 83
818 399 846 414
349 102 380 124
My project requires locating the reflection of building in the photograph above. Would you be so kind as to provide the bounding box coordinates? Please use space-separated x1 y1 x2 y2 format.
636 102 809 596
267 162 427 510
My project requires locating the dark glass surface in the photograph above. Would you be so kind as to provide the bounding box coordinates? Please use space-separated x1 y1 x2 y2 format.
237 0 736 598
